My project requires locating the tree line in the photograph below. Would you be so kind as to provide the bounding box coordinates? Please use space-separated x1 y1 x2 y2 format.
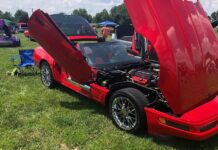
72 4 131 25
209 11 218 22
0 3 217 25
0 4 130 25
0 10 29 23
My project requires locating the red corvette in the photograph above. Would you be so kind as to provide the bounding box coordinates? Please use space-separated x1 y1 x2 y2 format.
29 0 218 141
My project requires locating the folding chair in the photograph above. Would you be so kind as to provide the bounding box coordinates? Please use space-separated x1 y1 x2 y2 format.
10 49 35 76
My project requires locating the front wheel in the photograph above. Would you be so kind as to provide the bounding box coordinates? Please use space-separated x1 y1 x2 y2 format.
109 88 149 134
40 61 56 88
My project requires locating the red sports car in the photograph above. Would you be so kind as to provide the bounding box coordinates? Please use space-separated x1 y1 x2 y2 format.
29 0 218 141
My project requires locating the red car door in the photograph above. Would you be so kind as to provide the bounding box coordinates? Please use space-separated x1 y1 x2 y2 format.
28 10 92 84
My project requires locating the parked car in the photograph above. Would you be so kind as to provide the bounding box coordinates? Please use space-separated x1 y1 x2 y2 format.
112 25 158 61
29 0 218 141
24 30 35 41
18 22 28 33
111 25 134 51
0 19 20 47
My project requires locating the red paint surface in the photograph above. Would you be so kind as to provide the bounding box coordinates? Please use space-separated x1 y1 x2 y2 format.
28 10 92 84
145 95 218 141
30 1 218 140
125 0 218 114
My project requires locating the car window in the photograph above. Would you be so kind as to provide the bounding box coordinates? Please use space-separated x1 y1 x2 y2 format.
51 14 96 36
79 42 141 69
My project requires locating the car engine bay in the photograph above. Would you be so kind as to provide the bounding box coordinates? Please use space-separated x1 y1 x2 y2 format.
95 60 171 113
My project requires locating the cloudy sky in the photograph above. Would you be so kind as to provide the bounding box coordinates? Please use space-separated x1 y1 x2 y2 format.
0 0 217 16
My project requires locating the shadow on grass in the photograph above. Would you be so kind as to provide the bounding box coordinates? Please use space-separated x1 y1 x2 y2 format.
18 72 39 77
0 45 20 48
58 85 107 117
57 85 218 149
152 135 218 150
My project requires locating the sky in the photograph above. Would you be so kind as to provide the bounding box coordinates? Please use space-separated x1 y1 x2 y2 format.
0 0 217 16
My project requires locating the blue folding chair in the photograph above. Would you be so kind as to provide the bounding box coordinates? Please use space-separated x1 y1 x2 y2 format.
11 49 35 76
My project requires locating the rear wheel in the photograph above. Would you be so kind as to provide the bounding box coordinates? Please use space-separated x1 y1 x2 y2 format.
109 88 149 134
40 61 56 88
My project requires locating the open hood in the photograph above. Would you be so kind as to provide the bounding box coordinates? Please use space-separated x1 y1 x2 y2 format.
124 0 218 114
28 10 92 84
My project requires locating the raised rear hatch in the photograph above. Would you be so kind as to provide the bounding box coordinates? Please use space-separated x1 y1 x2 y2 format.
124 0 218 114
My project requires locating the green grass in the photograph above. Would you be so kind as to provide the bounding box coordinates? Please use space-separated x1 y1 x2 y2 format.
0 34 218 150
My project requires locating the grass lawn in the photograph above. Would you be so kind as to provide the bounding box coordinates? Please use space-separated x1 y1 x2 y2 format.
0 34 218 150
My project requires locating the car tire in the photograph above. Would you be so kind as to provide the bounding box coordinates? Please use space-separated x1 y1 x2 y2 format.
109 88 149 134
40 61 56 88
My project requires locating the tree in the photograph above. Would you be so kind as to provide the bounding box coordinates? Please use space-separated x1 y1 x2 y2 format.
14 9 29 23
93 9 110 23
72 8 92 22
211 11 218 21
0 10 3 18
2 11 14 21
110 4 131 25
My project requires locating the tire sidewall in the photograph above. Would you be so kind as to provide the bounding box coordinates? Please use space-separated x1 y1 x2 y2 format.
40 61 55 88
109 88 147 133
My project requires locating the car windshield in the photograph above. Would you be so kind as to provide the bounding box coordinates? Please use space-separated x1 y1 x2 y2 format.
79 42 142 69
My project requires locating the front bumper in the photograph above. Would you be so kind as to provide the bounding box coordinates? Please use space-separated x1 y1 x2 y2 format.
145 95 218 141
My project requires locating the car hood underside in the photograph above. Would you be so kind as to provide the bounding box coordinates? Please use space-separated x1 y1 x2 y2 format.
124 0 218 114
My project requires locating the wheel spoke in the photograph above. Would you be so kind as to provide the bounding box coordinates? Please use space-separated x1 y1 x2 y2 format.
112 96 137 131
126 117 134 127
41 65 51 86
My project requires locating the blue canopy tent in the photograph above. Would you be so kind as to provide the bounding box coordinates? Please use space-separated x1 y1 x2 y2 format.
98 21 118 27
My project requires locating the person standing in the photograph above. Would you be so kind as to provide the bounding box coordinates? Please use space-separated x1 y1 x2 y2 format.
101 25 110 40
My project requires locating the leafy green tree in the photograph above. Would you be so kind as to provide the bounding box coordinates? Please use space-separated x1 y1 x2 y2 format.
110 4 131 25
93 9 110 23
15 9 29 23
211 11 218 21
0 10 3 18
2 11 14 21
72 8 92 22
